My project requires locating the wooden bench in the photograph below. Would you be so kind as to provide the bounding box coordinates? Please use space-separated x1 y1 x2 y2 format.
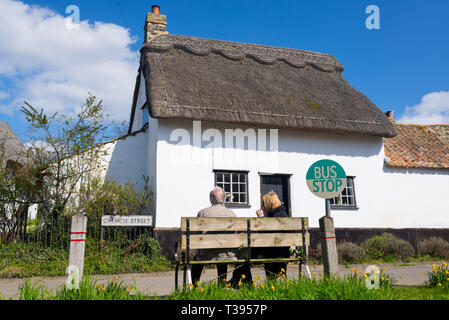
174 217 311 289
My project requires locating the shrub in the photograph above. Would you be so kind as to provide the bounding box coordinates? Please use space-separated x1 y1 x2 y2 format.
337 242 366 263
361 233 415 261
418 237 449 259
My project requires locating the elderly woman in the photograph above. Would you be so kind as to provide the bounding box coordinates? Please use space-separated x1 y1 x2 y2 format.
228 191 289 286
255 192 290 279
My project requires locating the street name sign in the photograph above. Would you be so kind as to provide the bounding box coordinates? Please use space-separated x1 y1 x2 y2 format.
306 159 347 199
101 215 153 227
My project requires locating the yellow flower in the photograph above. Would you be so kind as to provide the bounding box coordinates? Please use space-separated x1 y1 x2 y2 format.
364 274 368 279
271 285 275 291
447 278 449 281
238 281 242 287
241 274 246 280
443 262 447 267
115 276 118 281
253 283 257 288
201 288 205 293
225 283 231 288
281 268 285 274
223 278 227 282
260 282 265 289
438 283 442 287
421 272 425 275
197 281 201 286
189 283 194 288
381 278 385 281
213 275 217 279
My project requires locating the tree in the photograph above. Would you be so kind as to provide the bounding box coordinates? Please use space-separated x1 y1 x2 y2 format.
20 93 114 225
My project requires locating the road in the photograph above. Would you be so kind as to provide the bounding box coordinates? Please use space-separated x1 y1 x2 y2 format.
0 261 439 299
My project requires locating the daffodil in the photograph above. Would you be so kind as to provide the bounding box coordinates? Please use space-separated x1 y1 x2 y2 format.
271 285 275 291
438 283 442 287
241 274 246 280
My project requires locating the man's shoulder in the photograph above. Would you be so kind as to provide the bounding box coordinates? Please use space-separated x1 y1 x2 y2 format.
197 204 236 217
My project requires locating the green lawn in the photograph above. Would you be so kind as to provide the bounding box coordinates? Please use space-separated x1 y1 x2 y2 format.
7 274 449 300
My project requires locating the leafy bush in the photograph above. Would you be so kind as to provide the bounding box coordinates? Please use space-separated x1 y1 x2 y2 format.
337 242 366 263
361 233 415 261
418 237 449 259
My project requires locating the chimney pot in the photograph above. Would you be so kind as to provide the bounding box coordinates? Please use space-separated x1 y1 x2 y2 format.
151 5 160 15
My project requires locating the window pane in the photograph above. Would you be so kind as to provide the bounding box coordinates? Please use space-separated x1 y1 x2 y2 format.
232 193 240 203
224 184 230 192
232 183 239 192
347 178 353 187
239 173 246 182
216 174 223 183
240 183 246 193
240 194 246 203
232 173 238 182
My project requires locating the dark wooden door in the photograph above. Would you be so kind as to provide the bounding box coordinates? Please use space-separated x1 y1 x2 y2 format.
260 174 291 216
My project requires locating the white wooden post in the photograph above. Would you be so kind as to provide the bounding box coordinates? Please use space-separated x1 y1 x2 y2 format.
67 214 87 287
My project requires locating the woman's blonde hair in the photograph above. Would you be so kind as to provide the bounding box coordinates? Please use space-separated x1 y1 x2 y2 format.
262 192 282 212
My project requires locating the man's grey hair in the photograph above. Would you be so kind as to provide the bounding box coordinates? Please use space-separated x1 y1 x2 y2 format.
210 186 226 205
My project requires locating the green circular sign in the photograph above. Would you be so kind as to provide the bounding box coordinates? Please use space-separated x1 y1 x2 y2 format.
306 159 347 199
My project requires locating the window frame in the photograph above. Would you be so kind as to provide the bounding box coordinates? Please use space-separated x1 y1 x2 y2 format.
213 170 250 208
329 176 359 211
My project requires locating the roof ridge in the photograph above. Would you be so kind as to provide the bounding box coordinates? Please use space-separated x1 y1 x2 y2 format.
142 34 344 73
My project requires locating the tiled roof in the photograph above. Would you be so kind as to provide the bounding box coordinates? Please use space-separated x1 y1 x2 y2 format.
384 123 449 169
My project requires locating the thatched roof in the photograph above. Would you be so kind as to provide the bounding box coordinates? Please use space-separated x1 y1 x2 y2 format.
384 123 449 169
133 34 396 137
0 122 26 168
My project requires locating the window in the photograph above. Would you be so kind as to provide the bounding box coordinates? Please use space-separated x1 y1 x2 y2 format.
214 170 249 207
329 176 358 210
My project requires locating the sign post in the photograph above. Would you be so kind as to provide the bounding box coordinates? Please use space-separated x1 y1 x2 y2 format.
306 159 347 276
67 214 87 289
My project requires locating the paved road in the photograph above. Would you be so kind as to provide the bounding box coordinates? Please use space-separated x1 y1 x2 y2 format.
0 261 440 299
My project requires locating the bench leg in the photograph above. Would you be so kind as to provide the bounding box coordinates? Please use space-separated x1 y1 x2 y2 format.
175 264 179 290
183 265 186 289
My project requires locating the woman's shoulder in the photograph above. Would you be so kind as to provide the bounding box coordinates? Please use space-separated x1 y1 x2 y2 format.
269 205 288 217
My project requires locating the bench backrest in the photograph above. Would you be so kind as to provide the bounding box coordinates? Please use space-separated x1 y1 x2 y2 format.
180 217 309 250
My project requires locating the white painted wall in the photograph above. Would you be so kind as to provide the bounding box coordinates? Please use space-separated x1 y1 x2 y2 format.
103 130 148 191
150 119 449 229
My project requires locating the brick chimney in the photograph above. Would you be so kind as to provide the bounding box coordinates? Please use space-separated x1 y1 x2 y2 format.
144 5 168 43
384 110 396 122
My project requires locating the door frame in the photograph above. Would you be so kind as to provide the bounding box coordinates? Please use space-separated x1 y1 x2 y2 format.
258 172 292 216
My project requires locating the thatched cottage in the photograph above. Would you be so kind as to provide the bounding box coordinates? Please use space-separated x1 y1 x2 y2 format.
102 6 449 254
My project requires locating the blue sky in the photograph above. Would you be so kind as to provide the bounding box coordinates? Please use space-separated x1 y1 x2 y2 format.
1 0 449 142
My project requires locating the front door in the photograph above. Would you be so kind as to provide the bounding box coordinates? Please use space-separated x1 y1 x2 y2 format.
260 174 292 216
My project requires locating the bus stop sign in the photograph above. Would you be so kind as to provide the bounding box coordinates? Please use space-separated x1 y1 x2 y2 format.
306 159 347 199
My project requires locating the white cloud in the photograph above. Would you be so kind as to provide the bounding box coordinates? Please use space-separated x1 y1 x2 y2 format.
0 0 139 120
398 91 449 125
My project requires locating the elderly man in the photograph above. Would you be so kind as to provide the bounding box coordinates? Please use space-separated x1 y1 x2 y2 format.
191 186 237 284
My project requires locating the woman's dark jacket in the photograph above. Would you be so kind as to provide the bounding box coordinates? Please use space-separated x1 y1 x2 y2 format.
251 205 291 259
